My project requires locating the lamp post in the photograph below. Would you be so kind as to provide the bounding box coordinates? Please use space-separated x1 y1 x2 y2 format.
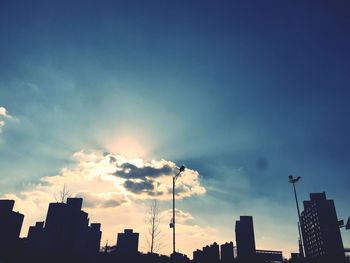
288 175 305 258
170 165 185 255
339 217 350 230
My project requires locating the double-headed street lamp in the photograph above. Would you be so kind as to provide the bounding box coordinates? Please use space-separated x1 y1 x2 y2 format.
170 165 185 255
288 175 305 258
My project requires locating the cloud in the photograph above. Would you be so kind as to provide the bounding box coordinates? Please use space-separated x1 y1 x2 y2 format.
75 191 126 208
1 149 206 256
124 179 156 194
116 162 173 179
19 150 183 206
161 208 194 223
109 154 206 200
0 106 12 119
0 106 12 133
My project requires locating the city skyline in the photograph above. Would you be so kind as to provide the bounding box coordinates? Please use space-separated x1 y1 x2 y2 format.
0 192 347 262
1 0 350 258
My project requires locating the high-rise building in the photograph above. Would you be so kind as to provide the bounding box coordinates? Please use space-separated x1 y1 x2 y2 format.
116 229 139 254
300 192 345 262
193 242 220 263
235 216 256 261
203 242 220 263
0 200 24 260
27 197 101 261
45 198 90 256
220 242 234 263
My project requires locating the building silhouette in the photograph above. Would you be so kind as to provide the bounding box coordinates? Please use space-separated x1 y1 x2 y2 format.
300 192 345 263
25 197 102 262
26 221 45 256
116 229 139 254
1 194 348 263
193 242 220 263
256 249 283 263
203 242 220 263
220 241 234 263
288 252 301 263
170 252 190 263
235 216 284 263
193 249 203 263
235 216 256 262
0 200 24 261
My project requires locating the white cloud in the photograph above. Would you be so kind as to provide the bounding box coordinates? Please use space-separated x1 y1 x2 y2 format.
0 106 10 118
1 149 207 256
5 148 205 213
0 106 16 134
161 208 195 223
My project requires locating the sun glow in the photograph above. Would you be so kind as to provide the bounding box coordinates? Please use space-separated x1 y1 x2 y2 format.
105 134 149 158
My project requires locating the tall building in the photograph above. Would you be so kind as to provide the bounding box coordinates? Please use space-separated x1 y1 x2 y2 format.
193 242 220 263
116 229 139 254
300 192 345 262
45 198 90 256
220 242 234 263
0 200 24 260
203 242 220 263
27 197 102 261
235 216 256 261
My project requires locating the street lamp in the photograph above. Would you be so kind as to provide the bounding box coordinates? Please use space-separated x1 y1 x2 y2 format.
170 165 185 255
339 217 350 230
288 175 305 258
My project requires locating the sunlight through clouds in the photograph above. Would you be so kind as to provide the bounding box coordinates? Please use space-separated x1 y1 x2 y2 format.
1 149 207 255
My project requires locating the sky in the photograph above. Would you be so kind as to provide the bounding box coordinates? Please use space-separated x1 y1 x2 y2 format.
1 0 350 259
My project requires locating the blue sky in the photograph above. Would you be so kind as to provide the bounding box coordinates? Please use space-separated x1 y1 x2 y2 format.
1 0 350 257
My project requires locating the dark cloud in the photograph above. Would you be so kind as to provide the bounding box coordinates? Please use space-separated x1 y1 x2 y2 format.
174 184 189 195
101 199 122 208
123 179 155 194
75 192 125 209
109 156 117 163
115 162 173 179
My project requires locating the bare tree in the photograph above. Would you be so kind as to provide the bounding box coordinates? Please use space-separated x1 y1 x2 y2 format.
146 199 165 253
54 184 71 203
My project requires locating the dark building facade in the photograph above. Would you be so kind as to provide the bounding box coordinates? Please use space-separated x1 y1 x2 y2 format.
193 242 220 263
193 249 203 263
300 192 345 262
26 221 45 255
116 229 139 254
220 242 234 263
203 242 220 263
256 249 283 263
0 200 24 261
26 197 102 262
235 216 256 261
